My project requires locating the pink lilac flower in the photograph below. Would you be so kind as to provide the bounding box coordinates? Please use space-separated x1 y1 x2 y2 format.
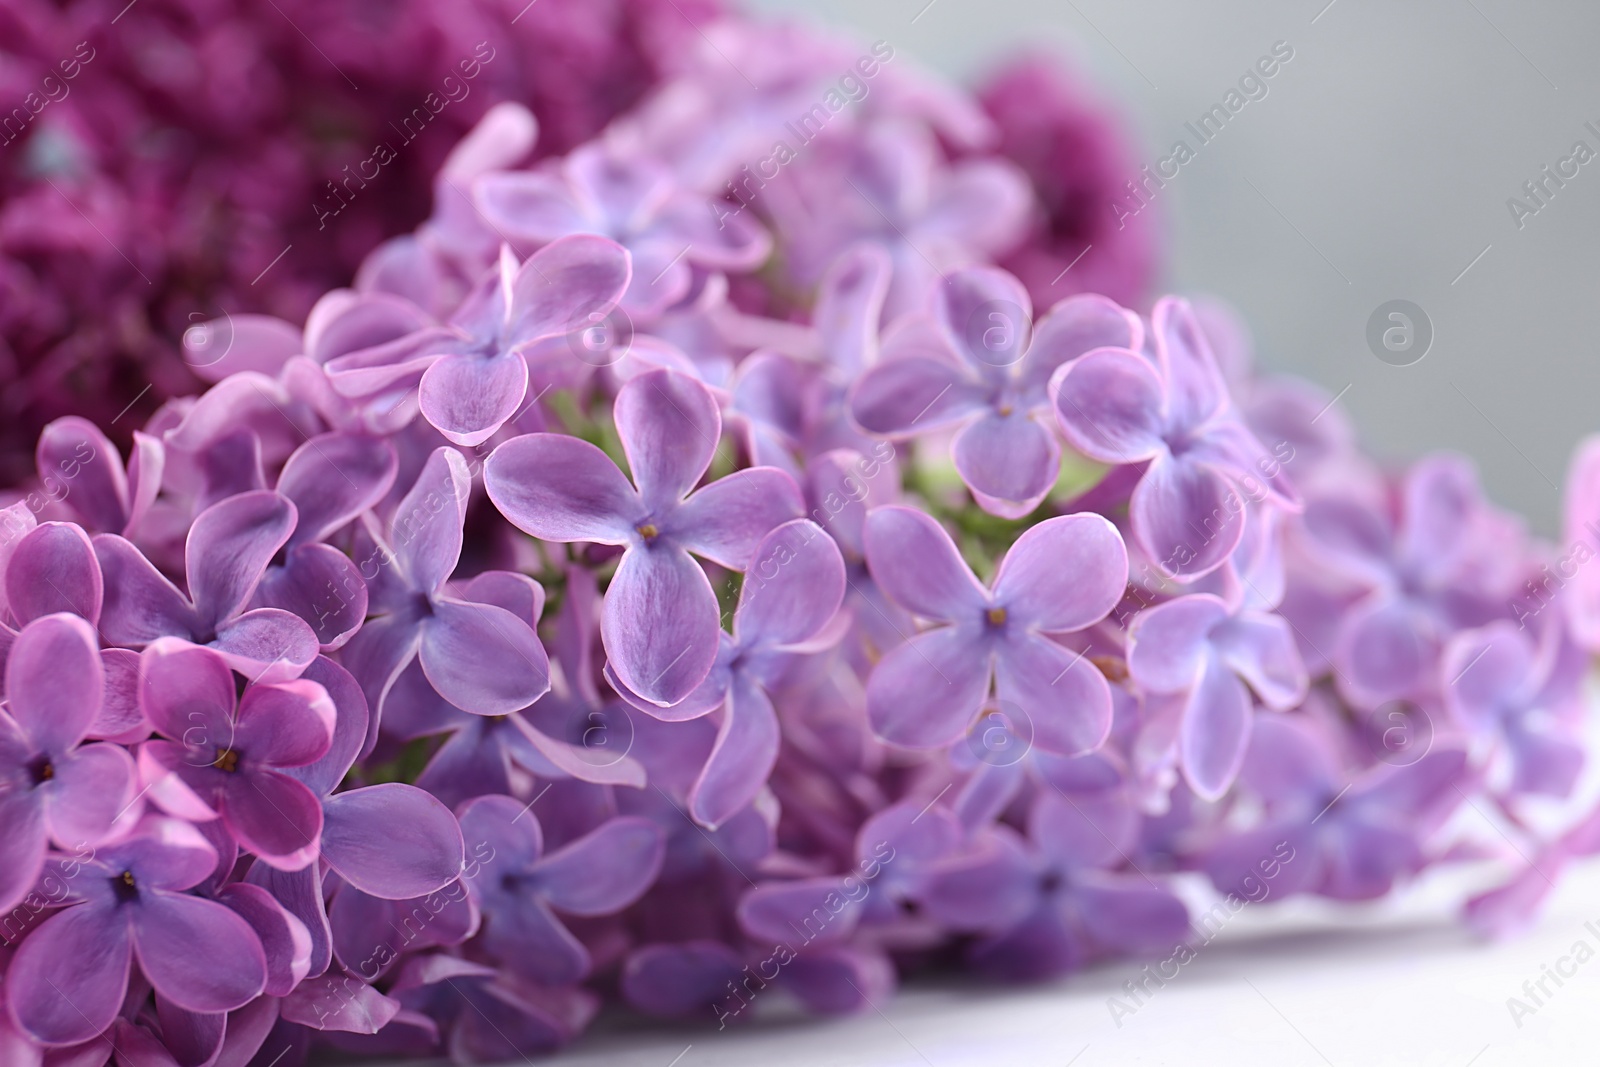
8 817 268 1046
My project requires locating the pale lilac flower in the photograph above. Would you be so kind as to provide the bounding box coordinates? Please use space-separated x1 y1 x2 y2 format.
341 447 550 731
95 490 320 683
1126 593 1308 799
1441 620 1586 798
1050 296 1297 578
485 368 803 706
457 795 665 985
475 143 771 320
851 267 1139 516
863 505 1127 754
640 519 846 828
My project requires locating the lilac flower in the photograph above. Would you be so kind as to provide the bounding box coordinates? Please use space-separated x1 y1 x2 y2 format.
7 817 268 1046
484 368 803 706
341 446 550 732
0 614 137 913
35 417 163 538
138 639 334 870
252 431 399 649
94 490 320 683
457 795 665 985
475 143 772 320
923 790 1188 981
863 505 1127 755
850 267 1138 517
643 519 846 828
1440 620 1585 798
385 955 598 1062
1126 593 1308 799
413 238 632 446
770 122 1033 319
1205 713 1470 902
1292 453 1503 710
1050 296 1297 579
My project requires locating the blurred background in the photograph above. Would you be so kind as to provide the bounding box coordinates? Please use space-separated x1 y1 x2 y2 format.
752 0 1600 534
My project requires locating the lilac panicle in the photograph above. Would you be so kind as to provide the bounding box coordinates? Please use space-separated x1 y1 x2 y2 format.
0 7 1593 1065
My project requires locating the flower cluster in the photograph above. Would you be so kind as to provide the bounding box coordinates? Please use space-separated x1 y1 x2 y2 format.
0 10 1590 1067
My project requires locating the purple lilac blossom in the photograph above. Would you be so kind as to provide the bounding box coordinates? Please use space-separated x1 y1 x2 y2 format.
0 12 1592 1065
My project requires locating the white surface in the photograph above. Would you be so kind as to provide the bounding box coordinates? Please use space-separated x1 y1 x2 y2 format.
415 862 1600 1067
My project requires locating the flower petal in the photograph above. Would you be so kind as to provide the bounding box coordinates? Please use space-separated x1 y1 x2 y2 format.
44 742 135 849
186 492 298 631
951 412 1060 519
1048 346 1165 464
234 680 336 768
1179 654 1253 800
992 513 1128 633
133 892 267 1013
1131 454 1245 580
735 520 846 649
505 234 632 347
321 783 465 899
614 370 720 511
933 266 1032 371
866 627 990 749
217 882 313 997
1126 594 1229 693
849 356 985 436
534 816 664 915
688 676 780 829
1212 611 1309 710
277 432 398 545
484 434 640 544
419 598 551 716
671 468 805 570
254 544 368 650
8 900 130 1046
863 506 986 622
36 417 128 533
94 534 198 646
1021 294 1142 395
7 613 102 752
419 350 530 447
601 545 720 708
994 632 1113 757
0 788 46 914
6 522 102 626
210 608 319 683
225 771 325 871
390 448 470 595
1151 296 1226 432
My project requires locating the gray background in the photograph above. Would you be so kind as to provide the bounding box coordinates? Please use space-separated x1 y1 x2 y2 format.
753 0 1600 534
